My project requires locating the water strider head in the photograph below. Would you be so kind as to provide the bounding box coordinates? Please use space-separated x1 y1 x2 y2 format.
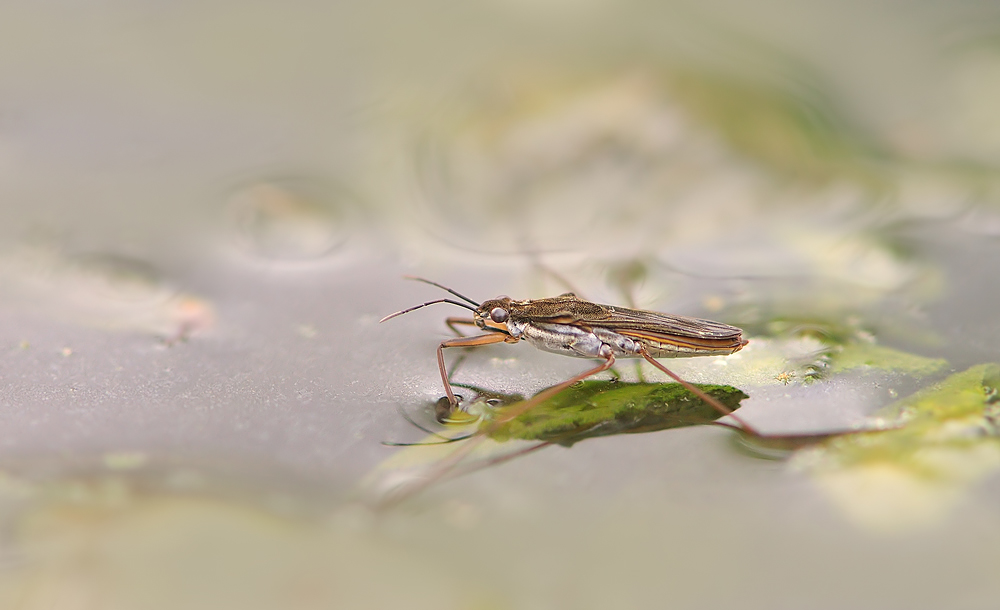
473 296 514 332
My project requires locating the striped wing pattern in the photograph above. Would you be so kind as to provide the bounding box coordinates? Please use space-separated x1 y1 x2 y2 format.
510 297 747 355
594 307 743 340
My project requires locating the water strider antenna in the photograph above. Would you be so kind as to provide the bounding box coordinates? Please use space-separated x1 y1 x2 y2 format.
379 298 478 323
403 276 481 307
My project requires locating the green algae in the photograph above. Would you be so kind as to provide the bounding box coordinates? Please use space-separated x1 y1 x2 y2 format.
732 313 950 382
485 380 747 446
829 343 949 377
796 363 1000 477
880 363 1000 421
786 364 1000 531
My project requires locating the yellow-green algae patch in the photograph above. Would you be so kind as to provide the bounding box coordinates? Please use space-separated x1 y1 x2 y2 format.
791 364 1000 532
746 315 948 380
829 343 949 377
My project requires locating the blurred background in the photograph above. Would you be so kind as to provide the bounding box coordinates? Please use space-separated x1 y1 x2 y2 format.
1 1 1000 608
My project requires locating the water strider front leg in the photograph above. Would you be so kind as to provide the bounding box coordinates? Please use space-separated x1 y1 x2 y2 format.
445 316 477 337
381 348 618 508
437 332 513 407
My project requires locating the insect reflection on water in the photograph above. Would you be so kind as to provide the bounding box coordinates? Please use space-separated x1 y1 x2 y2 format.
409 380 749 447
373 378 750 488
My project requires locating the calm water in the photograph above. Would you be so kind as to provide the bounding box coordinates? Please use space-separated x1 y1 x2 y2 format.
1 2 1000 608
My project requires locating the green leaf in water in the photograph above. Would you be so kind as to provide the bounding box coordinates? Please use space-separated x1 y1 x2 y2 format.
486 380 748 446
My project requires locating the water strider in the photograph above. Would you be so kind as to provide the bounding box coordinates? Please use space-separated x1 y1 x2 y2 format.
381 277 761 432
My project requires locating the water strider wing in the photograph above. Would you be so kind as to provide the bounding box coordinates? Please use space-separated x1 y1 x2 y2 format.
510 295 746 351
596 307 745 339
597 307 747 354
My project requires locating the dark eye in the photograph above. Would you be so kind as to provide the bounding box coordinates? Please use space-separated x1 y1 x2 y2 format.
490 307 509 323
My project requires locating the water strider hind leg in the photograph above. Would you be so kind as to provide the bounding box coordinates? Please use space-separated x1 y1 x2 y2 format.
639 347 761 437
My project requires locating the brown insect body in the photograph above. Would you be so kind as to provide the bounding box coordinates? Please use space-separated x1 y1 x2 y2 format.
380 277 753 432
474 293 747 359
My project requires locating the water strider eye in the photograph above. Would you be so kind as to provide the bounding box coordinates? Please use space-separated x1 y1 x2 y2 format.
490 307 509 323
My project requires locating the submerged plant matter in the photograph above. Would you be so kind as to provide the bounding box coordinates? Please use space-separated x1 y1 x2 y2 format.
791 364 1000 531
